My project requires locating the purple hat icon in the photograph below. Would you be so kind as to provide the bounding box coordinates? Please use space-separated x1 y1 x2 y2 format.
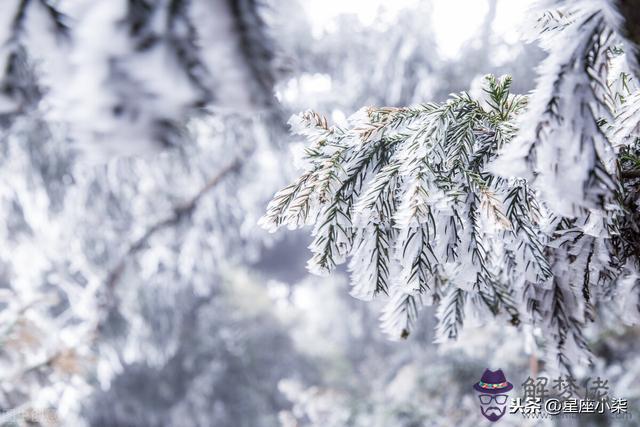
473 369 513 394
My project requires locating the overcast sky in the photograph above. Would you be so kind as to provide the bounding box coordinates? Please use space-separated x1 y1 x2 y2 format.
304 0 529 58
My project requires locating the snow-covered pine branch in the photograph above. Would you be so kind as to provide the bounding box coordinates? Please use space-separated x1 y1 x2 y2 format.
489 0 640 368
4 0 280 157
0 0 68 117
490 0 627 218
262 77 535 337
262 68 640 371
491 0 640 218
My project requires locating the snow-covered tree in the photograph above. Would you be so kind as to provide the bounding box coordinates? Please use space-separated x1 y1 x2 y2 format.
0 109 289 423
1 0 280 156
0 0 289 423
262 0 640 372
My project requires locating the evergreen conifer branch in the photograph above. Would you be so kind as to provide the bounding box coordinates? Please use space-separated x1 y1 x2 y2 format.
261 1 640 370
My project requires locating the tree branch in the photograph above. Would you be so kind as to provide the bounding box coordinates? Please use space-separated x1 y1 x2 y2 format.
104 158 242 294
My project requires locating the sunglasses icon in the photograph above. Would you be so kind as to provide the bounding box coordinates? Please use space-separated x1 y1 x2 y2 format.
478 394 508 405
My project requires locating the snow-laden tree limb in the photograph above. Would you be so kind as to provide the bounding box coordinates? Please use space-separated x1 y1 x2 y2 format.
104 158 242 292
262 70 640 372
3 0 281 157
262 77 534 337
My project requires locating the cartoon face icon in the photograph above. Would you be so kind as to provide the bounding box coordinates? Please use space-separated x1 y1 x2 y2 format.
477 393 509 421
473 369 513 422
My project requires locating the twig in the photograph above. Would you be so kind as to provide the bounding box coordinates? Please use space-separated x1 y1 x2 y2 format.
104 158 242 293
1 348 66 388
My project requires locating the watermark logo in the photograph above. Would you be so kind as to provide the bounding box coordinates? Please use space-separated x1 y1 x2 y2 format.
472 369 631 422
473 368 513 422
510 375 630 419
